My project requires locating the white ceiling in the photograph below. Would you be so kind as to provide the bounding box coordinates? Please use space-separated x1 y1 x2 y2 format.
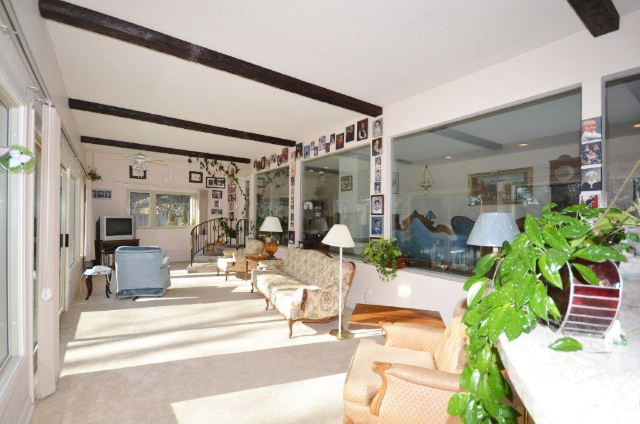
44 0 640 161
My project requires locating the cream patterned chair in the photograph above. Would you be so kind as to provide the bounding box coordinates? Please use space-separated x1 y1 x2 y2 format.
252 247 356 337
217 239 265 281
343 299 468 424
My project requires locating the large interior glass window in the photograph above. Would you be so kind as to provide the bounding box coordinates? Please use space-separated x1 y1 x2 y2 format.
605 74 640 207
256 166 289 245
0 100 9 365
129 191 195 227
392 90 581 275
302 145 370 255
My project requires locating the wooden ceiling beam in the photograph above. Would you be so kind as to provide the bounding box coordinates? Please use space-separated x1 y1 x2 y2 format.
567 0 619 37
81 136 251 163
41 0 383 117
70 99 296 147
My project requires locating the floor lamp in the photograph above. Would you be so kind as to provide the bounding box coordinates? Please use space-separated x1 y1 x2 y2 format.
322 224 355 340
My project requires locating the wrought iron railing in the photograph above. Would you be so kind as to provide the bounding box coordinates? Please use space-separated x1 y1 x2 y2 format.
190 218 249 265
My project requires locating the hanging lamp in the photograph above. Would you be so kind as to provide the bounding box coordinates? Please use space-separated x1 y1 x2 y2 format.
420 162 434 195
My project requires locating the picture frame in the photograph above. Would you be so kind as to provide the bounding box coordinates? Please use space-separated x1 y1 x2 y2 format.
229 193 237 202
228 181 236 193
206 177 215 188
295 143 303 159
214 200 220 208
211 208 223 215
467 167 533 205
303 145 310 159
336 133 345 150
212 190 223 199
129 165 147 179
189 171 203 183
374 181 381 194
581 167 602 191
371 216 383 237
581 116 602 143
340 175 353 192
371 195 384 215
581 142 602 166
357 118 368 141
319 136 326 152
288 231 295 244
346 124 355 142
209 177 225 188
372 138 382 156
580 191 600 208
373 118 383 137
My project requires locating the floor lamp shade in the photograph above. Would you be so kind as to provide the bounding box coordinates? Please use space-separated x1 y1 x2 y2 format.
260 216 283 233
467 212 519 247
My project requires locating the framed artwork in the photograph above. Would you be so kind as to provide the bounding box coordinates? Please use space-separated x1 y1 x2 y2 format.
303 145 310 159
229 212 235 220
271 154 277 164
260 156 267 169
580 191 600 208
375 156 382 167
229 202 235 211
373 118 383 137
325 140 331 153
372 138 382 156
206 177 215 188
214 200 221 208
340 175 353 191
374 181 381 194
211 208 223 215
295 143 303 159
210 177 225 188
581 116 602 143
357 118 368 141
581 142 602 166
212 190 223 199
189 171 203 183
581 167 602 191
319 136 326 152
229 193 237 202
346 124 355 142
336 133 345 149
129 165 146 179
288 231 295 244
330 134 335 145
468 167 533 205
371 195 384 215
634 178 640 202
371 216 383 237
313 142 318 156
228 181 236 193
281 147 289 163
375 168 381 182
92 189 112 199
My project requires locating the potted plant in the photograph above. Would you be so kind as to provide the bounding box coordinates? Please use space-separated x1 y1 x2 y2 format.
448 200 640 423
87 168 102 181
362 237 404 281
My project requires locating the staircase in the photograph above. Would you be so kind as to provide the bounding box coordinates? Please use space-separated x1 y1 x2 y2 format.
190 218 249 266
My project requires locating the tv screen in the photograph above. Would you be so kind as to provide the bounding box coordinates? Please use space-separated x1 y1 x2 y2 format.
106 218 133 236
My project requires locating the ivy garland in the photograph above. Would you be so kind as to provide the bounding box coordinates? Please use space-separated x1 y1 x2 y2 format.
447 201 640 423
188 156 249 212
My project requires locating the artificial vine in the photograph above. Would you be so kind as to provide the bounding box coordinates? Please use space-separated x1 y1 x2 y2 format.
448 201 639 423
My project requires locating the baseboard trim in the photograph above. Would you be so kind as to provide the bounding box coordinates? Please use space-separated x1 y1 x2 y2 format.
18 399 33 424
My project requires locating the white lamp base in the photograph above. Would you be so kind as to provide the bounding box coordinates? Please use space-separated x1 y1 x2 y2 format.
330 328 353 340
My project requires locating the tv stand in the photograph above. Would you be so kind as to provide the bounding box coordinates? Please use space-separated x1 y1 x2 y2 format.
94 239 140 266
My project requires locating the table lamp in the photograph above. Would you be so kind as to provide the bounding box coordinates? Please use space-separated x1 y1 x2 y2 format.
322 224 355 340
467 212 520 252
260 216 283 257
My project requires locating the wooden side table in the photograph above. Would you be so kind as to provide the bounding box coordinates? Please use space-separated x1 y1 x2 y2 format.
348 303 445 330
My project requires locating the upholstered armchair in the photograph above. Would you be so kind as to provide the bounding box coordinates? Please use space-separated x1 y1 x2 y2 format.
217 239 265 280
343 300 468 424
115 246 171 299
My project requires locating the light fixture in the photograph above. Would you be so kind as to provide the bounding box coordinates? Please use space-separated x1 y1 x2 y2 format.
260 216 283 257
420 161 434 195
444 155 453 159
518 143 529 147
321 224 355 340
634 123 640 128
467 212 520 252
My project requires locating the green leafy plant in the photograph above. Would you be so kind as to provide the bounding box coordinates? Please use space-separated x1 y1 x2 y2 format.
448 200 640 423
87 169 101 181
188 157 249 213
361 237 404 281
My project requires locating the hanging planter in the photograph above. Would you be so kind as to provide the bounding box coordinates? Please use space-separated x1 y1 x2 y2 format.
362 237 404 281
87 168 102 181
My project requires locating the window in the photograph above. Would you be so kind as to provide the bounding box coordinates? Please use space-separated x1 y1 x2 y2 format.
256 167 289 245
392 90 581 275
302 145 370 255
605 74 640 208
128 191 195 227
0 99 9 365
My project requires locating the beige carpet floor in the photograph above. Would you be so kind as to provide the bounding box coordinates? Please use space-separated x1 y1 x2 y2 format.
31 263 368 424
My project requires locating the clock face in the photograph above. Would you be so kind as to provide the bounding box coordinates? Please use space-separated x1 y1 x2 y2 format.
554 165 575 182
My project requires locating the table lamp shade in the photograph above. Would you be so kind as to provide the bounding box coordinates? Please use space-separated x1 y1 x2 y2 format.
467 212 519 247
260 216 283 233
322 224 355 248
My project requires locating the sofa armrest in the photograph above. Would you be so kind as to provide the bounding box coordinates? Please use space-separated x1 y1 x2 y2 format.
370 362 463 419
381 321 446 353
222 248 237 258
233 249 247 262
258 260 284 271
162 257 170 267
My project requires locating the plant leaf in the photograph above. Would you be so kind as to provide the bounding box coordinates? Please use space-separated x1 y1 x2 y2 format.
548 337 583 352
475 253 498 277
448 392 470 415
514 274 536 307
467 281 487 308
486 305 511 343
542 225 570 252
538 254 563 289
529 283 548 320
505 308 526 341
573 246 626 263
524 214 543 248
572 262 600 286
464 275 488 291
545 248 569 271
559 223 590 239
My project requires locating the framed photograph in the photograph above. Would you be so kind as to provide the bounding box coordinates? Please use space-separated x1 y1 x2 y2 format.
634 178 640 202
357 118 368 141
229 212 235 220
581 142 602 166
288 231 295 244
189 171 203 183
210 177 225 188
104 190 112 199
253 160 260 170
228 181 236 193
325 140 331 153
580 191 600 208
303 144 310 159
581 116 602 143
295 143 303 159
375 156 382 167
260 156 267 169
374 181 381 194
373 118 383 137
229 202 235 211
214 200 220 208
281 147 289 163
129 165 147 179
581 167 602 191
96 190 105 198
371 195 384 215
212 190 223 199
372 138 382 156
319 136 326 151
340 175 353 191
336 133 345 150
211 208 223 215
371 216 383 237
313 142 318 156
330 133 335 145
375 168 382 182
229 193 237 202
271 154 277 164
346 124 355 142
206 177 215 188
468 167 533 205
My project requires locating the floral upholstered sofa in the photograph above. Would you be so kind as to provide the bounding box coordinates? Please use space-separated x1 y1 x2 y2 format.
252 247 356 337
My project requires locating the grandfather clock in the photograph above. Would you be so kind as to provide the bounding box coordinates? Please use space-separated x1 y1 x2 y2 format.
549 154 580 209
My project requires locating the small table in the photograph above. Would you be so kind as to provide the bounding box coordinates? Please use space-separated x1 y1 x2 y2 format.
245 254 273 278
348 303 445 330
82 266 112 300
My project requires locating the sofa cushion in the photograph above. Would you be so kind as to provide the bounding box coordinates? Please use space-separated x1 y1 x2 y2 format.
344 338 436 406
282 248 354 291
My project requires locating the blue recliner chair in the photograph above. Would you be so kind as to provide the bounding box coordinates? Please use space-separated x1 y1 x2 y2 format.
115 246 171 299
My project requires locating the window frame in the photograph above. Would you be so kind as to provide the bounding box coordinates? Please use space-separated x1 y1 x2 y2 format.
127 189 197 229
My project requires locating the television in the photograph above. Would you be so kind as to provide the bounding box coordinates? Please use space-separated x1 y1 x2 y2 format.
98 216 136 241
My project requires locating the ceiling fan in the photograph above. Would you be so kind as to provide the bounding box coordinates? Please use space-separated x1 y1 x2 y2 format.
118 153 168 171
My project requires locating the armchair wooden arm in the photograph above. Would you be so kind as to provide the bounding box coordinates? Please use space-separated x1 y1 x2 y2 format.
381 321 446 352
370 362 463 423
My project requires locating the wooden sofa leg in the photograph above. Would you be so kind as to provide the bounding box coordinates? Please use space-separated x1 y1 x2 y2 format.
288 320 294 338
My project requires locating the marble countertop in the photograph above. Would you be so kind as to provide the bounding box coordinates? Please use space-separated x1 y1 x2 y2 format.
498 280 640 424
